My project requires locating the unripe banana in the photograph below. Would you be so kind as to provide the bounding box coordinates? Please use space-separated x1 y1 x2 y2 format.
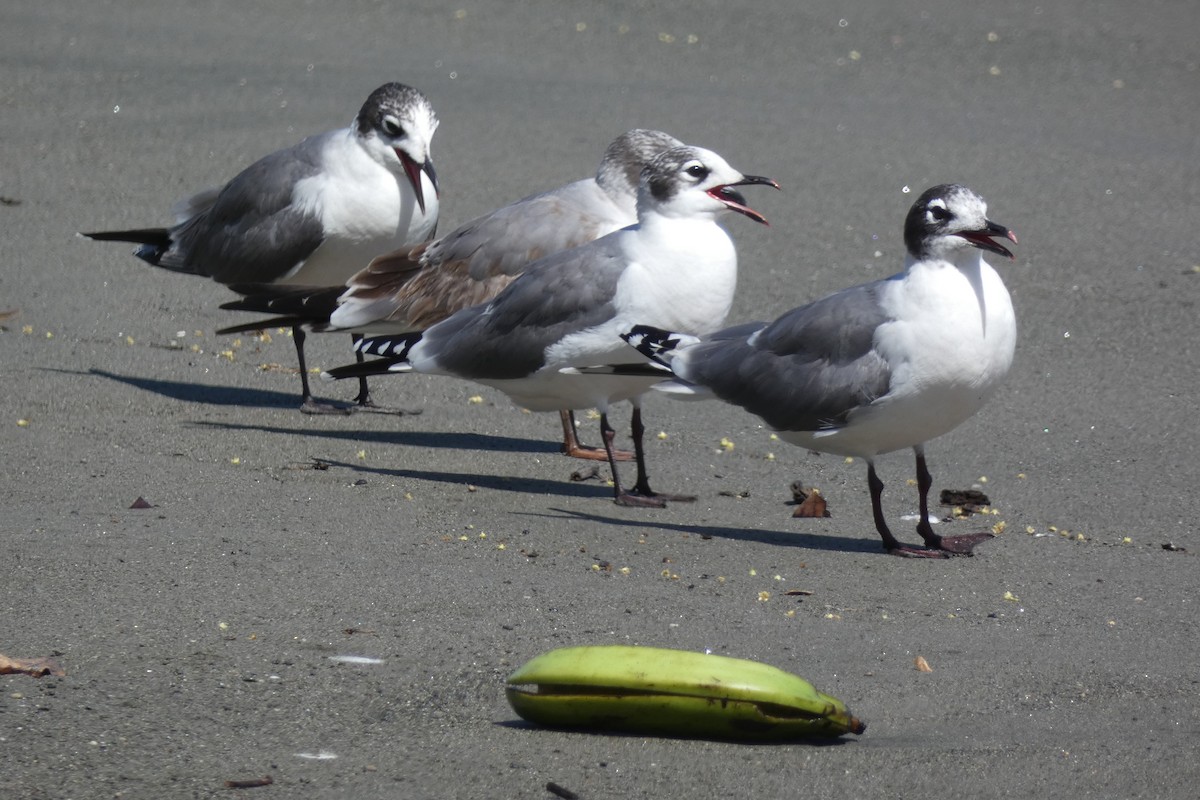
506 645 865 740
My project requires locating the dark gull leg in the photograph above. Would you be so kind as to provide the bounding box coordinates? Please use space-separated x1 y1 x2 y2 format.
622 406 696 504
294 326 350 415
601 412 667 508
913 448 994 555
560 409 633 462
348 334 423 415
868 460 950 558
350 334 375 407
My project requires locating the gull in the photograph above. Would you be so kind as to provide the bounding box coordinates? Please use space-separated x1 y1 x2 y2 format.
82 82 440 413
323 144 779 507
220 129 683 456
614 184 1017 552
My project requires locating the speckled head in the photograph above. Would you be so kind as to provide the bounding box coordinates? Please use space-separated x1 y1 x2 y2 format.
354 82 440 211
638 145 778 224
596 129 685 199
903 184 1016 260
355 83 436 138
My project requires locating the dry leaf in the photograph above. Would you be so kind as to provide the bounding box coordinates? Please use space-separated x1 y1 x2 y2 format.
914 655 933 673
793 490 830 518
569 465 600 482
939 488 991 514
0 653 66 677
285 459 331 471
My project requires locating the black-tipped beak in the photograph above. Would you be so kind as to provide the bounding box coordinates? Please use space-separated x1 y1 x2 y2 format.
397 150 438 215
730 174 782 192
958 219 1018 259
707 174 780 226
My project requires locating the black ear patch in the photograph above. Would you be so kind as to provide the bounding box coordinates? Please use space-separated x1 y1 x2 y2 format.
647 171 676 202
641 146 704 202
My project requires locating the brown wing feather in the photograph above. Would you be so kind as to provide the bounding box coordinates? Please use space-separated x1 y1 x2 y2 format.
378 259 519 331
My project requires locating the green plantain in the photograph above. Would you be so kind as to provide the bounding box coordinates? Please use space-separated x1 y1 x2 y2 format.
506 645 865 740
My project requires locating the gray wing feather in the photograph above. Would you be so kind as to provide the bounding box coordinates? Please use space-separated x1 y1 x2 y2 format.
421 241 626 381
422 179 626 282
168 186 222 224
679 280 895 432
328 179 628 332
159 134 330 284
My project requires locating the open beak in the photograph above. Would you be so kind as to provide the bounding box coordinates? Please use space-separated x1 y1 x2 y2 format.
707 174 781 226
396 149 439 216
957 219 1018 260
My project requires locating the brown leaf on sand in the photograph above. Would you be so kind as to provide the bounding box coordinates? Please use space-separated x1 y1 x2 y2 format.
0 653 66 677
793 488 830 518
939 488 990 514
129 496 154 509
569 465 600 482
914 655 933 673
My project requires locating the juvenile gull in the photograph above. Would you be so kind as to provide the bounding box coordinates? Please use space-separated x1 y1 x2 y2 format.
614 184 1017 552
325 144 779 507
82 82 440 413
222 129 683 456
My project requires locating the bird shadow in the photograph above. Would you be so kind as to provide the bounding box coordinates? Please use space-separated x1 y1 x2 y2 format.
236 447 882 551
192 420 564 456
66 368 308 410
529 507 883 555
304 457 613 500
64 370 882 554
70 367 566 454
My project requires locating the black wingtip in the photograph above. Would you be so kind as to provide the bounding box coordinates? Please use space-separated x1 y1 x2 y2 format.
80 228 171 245
621 324 680 367
81 228 173 266
322 358 405 381
355 333 422 359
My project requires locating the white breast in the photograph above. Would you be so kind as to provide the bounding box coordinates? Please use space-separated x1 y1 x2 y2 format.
285 132 438 286
790 254 1016 458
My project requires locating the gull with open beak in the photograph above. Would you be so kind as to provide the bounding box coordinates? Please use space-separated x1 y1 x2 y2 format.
83 82 440 413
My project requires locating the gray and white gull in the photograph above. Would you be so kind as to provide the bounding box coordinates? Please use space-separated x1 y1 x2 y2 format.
324 144 779 507
83 82 440 413
222 129 683 455
612 184 1018 553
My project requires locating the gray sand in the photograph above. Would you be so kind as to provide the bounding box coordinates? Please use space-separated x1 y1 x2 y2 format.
3 2 1198 798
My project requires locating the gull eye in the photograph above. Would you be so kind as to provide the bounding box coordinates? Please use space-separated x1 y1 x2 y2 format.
928 204 950 222
684 162 709 180
381 116 405 137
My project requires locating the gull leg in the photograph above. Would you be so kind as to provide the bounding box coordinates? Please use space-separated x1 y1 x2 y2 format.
624 406 696 504
347 333 421 415
913 448 993 555
868 461 949 558
560 409 633 461
294 326 350 415
351 334 375 407
603 412 667 508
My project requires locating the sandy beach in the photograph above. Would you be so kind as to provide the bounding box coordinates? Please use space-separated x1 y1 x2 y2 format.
3 2 1198 797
